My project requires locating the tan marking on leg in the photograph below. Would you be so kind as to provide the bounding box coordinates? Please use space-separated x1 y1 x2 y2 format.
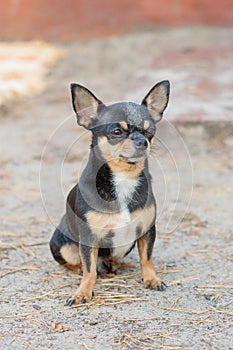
68 248 98 304
98 257 119 274
109 259 119 272
137 237 163 289
121 261 135 269
65 263 82 274
60 243 80 266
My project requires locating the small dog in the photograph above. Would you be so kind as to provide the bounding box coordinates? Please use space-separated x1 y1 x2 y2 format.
50 80 170 305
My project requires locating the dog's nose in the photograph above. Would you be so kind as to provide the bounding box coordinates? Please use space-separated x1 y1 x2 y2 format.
134 137 148 149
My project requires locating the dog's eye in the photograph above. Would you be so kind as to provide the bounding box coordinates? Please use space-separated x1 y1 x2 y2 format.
111 128 123 137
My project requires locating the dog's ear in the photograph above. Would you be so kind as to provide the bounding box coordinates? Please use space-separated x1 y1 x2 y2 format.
141 80 170 123
71 84 105 129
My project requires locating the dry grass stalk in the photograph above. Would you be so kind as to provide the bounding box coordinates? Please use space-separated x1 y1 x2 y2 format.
151 303 207 315
196 285 233 289
0 242 21 250
187 247 233 261
64 293 145 310
117 331 183 350
0 242 35 256
1 266 40 278
208 306 233 317
80 343 91 350
0 231 19 236
21 282 77 302
188 314 211 327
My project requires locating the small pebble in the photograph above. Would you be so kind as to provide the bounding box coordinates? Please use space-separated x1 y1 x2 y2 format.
208 301 217 308
166 261 176 267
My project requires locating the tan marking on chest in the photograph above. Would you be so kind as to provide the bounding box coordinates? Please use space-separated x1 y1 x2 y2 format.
130 205 156 236
86 210 130 237
85 205 155 244
112 205 156 258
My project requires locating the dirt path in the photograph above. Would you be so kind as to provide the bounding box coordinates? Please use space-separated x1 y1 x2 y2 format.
1 27 233 349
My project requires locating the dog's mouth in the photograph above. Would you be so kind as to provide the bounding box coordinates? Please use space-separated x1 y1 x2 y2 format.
119 154 147 164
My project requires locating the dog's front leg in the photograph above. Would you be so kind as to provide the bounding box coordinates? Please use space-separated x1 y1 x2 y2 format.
137 225 166 291
66 246 98 305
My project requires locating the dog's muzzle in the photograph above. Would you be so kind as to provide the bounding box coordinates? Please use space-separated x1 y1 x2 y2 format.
133 136 148 150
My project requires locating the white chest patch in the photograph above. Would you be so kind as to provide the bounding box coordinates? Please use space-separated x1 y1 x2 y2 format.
110 173 140 259
113 173 139 203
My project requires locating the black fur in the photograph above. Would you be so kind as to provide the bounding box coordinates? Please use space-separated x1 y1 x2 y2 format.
96 164 116 202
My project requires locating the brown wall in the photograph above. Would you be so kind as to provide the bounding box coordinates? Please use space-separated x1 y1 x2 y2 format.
0 0 232 40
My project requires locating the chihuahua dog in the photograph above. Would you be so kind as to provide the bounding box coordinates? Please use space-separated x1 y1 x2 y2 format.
50 80 170 305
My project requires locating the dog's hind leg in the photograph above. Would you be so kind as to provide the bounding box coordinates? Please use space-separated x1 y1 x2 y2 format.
50 216 81 274
97 257 119 275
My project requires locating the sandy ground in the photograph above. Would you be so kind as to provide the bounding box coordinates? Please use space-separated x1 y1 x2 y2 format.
0 27 233 349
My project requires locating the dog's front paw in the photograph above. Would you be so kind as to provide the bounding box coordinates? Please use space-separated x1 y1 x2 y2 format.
142 269 167 291
144 276 166 291
65 289 94 306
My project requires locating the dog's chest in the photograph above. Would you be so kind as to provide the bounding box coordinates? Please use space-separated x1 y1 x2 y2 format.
85 173 155 259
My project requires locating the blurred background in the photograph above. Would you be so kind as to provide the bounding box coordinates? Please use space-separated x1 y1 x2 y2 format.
0 0 232 40
0 0 232 120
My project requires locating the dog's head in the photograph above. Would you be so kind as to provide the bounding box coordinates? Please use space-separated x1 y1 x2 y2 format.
71 81 170 169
